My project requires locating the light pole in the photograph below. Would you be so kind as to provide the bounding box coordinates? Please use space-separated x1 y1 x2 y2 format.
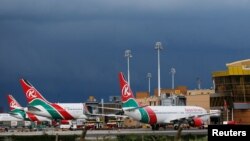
125 49 132 86
155 42 163 97
170 67 176 89
147 73 152 95
196 77 201 90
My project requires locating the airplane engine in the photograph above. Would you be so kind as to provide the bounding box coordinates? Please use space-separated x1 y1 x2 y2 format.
188 117 203 127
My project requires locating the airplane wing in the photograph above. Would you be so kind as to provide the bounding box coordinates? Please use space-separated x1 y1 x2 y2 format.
164 112 215 123
11 106 25 111
181 113 212 120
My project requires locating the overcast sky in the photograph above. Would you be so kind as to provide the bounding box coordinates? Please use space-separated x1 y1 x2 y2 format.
1 0 250 111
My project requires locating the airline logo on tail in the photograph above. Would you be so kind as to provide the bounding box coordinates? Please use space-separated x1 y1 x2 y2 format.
8 95 52 123
119 72 135 103
20 79 49 104
122 84 132 98
26 88 37 99
7 94 32 121
119 72 157 124
20 79 76 120
10 101 18 109
7 95 21 111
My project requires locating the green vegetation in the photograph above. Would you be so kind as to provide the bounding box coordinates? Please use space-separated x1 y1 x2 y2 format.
1 135 78 141
117 134 207 141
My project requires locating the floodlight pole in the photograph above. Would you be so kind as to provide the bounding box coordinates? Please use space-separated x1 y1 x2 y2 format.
155 42 163 97
125 50 132 86
147 73 152 95
170 67 176 89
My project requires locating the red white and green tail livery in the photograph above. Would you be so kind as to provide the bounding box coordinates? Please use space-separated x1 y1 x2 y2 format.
7 94 51 123
20 79 87 120
119 72 157 124
119 72 209 130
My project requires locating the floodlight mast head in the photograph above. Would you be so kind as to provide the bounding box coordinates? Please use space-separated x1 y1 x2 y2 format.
125 50 132 58
124 49 132 86
147 73 152 78
155 42 163 50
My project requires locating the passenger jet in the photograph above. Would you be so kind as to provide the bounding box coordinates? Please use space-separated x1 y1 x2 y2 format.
20 79 87 120
7 94 51 123
118 72 209 130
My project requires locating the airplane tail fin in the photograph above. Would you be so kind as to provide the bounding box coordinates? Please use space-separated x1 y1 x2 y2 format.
20 79 50 104
7 94 22 111
119 72 139 108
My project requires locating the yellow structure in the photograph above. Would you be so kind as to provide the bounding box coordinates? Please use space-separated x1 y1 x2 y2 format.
136 92 149 99
212 59 250 77
187 89 214 96
211 59 250 124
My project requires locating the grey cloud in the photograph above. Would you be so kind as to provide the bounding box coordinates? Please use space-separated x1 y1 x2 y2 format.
1 0 250 111
1 0 249 21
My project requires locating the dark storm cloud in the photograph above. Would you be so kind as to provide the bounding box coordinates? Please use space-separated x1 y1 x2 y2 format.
1 0 249 22
1 0 250 111
1 0 250 48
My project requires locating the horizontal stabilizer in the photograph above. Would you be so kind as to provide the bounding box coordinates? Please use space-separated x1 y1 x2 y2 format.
12 106 25 111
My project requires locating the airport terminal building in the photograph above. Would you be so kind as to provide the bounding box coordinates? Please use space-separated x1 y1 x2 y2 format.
211 59 250 124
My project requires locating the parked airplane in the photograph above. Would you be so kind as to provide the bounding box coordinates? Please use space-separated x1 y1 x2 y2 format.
0 113 22 122
7 94 51 123
118 72 209 130
20 79 87 120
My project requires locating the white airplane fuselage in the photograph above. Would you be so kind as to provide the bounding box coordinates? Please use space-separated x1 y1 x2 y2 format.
0 113 23 121
124 106 208 124
11 109 51 122
29 103 87 120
